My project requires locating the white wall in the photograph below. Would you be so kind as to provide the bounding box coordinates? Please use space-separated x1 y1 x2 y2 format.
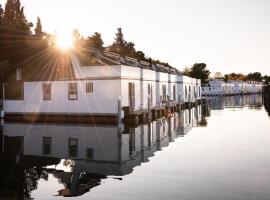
4 80 121 114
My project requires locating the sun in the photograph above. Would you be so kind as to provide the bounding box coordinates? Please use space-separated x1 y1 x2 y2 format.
55 32 74 50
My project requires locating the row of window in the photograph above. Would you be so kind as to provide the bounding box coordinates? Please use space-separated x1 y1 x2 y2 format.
43 137 94 159
42 82 94 100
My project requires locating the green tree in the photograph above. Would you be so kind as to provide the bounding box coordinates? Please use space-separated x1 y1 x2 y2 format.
182 67 191 76
108 28 136 57
263 75 270 85
188 63 210 84
245 72 262 82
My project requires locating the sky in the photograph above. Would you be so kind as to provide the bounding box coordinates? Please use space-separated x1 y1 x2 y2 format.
1 0 270 75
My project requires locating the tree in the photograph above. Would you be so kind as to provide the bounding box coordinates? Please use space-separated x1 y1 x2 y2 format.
213 72 223 79
245 72 262 82
224 73 245 81
263 75 270 85
0 4 3 19
108 28 136 57
34 17 42 38
85 32 104 50
188 63 210 84
182 66 191 76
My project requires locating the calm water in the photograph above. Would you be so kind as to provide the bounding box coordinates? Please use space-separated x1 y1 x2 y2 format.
1 95 270 200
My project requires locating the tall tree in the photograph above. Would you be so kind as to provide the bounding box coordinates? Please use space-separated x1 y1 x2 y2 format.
89 32 104 50
108 28 136 57
0 4 3 19
34 17 42 38
188 63 210 84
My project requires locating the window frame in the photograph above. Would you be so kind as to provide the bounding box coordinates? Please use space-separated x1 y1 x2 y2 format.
86 82 94 93
42 83 51 100
68 83 78 100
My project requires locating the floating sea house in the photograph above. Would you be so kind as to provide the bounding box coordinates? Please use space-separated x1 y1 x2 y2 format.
202 79 263 96
2 50 202 123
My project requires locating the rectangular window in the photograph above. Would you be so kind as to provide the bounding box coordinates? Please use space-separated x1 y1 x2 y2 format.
42 83 51 100
128 83 135 108
43 137 52 155
86 82 93 93
68 138 78 158
4 82 24 100
16 68 21 81
148 84 153 105
162 85 166 101
173 85 176 101
68 83 77 100
86 148 94 159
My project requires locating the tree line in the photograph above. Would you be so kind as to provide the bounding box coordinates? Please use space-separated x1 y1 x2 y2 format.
0 0 269 85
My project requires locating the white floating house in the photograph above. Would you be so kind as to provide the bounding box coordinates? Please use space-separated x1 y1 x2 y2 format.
202 79 263 96
3 50 202 123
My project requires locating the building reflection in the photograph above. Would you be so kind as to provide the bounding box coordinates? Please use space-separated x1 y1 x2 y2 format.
264 99 270 116
0 105 203 198
206 94 263 110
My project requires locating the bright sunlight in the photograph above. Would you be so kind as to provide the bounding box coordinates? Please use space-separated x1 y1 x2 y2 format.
55 31 74 50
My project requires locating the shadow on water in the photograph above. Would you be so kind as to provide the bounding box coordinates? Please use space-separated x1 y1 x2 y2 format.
0 94 266 199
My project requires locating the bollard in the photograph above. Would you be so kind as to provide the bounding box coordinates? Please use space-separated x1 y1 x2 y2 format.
118 95 122 125
148 95 153 121
0 110 4 119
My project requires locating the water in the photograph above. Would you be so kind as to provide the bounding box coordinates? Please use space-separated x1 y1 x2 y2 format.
1 95 270 200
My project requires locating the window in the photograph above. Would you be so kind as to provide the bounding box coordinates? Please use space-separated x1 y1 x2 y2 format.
16 68 21 81
42 83 51 100
128 83 135 108
68 138 78 158
162 85 166 101
86 148 94 159
43 137 52 155
4 82 24 100
86 82 93 93
68 83 77 100
148 84 153 105
173 85 176 101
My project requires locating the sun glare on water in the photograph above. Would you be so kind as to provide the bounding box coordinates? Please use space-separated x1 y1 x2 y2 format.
55 32 74 50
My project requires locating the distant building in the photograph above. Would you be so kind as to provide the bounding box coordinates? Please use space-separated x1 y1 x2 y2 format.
202 79 263 96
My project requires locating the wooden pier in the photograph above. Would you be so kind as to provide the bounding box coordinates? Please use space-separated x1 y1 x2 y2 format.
263 85 270 101
122 99 204 126
1 98 206 126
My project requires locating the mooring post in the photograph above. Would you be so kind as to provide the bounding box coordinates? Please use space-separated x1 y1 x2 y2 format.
167 95 170 113
118 95 122 126
178 94 181 111
0 83 4 119
147 95 151 121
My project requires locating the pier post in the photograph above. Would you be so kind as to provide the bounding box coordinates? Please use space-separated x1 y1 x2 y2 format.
178 94 181 112
118 95 122 125
147 95 151 121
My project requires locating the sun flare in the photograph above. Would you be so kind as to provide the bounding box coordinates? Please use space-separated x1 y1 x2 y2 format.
55 32 74 50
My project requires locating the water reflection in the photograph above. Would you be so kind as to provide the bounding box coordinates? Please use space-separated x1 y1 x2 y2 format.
0 106 203 198
0 94 268 199
207 94 263 110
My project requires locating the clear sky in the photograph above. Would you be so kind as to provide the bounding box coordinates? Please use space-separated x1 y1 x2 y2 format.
1 0 270 75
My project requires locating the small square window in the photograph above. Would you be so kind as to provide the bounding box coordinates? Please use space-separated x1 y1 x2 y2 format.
86 82 93 93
